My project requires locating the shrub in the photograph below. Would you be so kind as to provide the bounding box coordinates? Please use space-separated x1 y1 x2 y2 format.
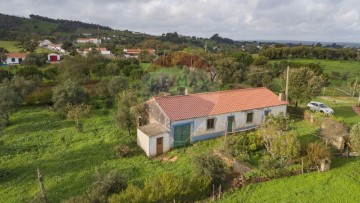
349 122 360 152
87 170 127 202
114 145 131 158
305 141 331 170
24 89 53 105
223 131 263 161
139 173 210 202
109 184 145 203
63 195 91 203
193 153 226 186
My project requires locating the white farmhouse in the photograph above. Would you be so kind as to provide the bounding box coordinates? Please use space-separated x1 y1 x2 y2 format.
76 38 101 44
3 53 27 65
137 87 288 157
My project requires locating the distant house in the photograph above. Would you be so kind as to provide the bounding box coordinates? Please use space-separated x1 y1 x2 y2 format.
39 39 52 47
82 47 111 55
76 38 101 44
47 44 65 53
3 53 27 65
137 87 288 157
47 53 61 62
123 48 156 58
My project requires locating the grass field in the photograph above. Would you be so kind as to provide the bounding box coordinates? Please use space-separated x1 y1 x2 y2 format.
0 40 53 54
272 59 360 86
219 157 360 202
0 41 20 52
219 95 360 203
0 106 222 202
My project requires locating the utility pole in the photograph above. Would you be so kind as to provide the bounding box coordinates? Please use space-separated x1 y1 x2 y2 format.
353 77 358 97
204 42 207 53
97 25 100 49
285 66 289 101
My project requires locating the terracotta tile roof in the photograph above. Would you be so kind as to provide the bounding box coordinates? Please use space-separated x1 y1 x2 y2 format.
6 53 27 58
124 48 141 54
155 87 288 121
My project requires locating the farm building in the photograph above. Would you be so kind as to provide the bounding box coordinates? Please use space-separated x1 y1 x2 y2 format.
47 44 65 53
76 38 101 44
3 53 27 65
82 47 111 55
47 53 61 62
123 48 156 58
137 87 288 157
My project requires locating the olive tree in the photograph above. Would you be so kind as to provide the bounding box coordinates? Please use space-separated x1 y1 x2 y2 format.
52 79 88 112
349 123 360 152
0 79 25 123
114 92 137 136
66 103 91 132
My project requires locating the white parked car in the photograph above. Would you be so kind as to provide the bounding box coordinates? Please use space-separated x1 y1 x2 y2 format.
306 101 334 114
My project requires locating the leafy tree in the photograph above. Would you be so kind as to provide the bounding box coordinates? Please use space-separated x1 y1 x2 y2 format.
305 141 331 170
223 131 263 161
16 34 40 53
252 55 268 66
232 51 253 66
270 131 300 165
91 63 107 79
245 65 273 87
66 103 91 132
15 66 43 80
149 74 171 94
107 76 128 97
114 92 137 136
283 67 326 107
259 113 296 162
0 47 8 65
52 79 88 111
22 53 47 66
43 67 58 81
122 64 141 77
105 62 120 76
0 79 22 123
193 153 226 186
61 41 73 52
216 57 246 86
349 123 360 152
0 69 12 82
56 55 91 83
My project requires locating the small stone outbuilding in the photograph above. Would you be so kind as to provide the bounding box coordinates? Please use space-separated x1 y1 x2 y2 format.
137 123 170 157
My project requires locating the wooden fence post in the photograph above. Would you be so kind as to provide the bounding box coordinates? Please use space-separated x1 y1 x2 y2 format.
37 167 48 203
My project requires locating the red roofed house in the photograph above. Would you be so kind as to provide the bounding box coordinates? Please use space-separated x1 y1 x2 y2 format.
4 53 27 65
137 87 288 157
123 48 156 58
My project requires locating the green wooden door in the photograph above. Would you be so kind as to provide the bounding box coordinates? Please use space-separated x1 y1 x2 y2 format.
173 124 191 147
227 116 234 133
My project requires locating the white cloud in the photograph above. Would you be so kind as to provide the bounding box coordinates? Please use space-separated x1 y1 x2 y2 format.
0 0 359 42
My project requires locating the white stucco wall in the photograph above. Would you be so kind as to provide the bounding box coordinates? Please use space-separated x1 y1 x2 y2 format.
101 50 111 55
137 129 150 156
5 57 23 64
47 54 60 61
137 129 171 157
171 105 287 143
148 132 171 157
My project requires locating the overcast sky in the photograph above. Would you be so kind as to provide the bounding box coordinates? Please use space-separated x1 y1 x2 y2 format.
1 0 359 42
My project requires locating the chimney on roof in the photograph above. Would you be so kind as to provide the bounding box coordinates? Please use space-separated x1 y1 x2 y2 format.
185 88 190 95
279 93 284 101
